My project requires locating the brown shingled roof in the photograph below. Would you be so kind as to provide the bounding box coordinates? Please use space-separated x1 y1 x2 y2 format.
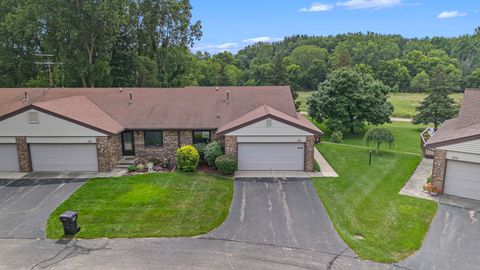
426 89 480 147
216 104 322 135
0 86 309 135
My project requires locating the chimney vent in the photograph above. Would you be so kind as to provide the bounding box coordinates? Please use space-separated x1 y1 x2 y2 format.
129 91 133 104
119 87 123 93
23 91 28 102
215 87 219 91
216 113 220 118
226 90 230 103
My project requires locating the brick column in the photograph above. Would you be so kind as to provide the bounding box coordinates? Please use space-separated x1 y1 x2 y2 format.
305 135 315 172
224 136 237 158
97 135 122 172
431 149 447 193
16 136 32 172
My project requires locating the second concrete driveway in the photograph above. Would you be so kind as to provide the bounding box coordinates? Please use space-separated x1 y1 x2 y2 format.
203 178 350 255
0 178 85 239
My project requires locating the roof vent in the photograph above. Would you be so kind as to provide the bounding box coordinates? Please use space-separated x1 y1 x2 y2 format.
23 91 29 102
119 87 123 93
216 113 221 118
215 87 219 91
129 91 133 104
28 111 39 124
226 90 230 104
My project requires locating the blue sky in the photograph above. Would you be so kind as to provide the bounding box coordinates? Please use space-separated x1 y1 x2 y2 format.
190 0 480 54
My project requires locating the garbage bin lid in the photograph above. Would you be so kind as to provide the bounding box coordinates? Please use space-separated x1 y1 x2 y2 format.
60 211 78 218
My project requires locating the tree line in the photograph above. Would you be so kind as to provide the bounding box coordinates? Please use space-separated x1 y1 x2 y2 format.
1 0 480 99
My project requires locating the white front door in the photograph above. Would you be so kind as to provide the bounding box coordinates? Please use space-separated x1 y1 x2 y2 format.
238 143 305 171
444 160 480 201
30 144 98 172
0 144 19 171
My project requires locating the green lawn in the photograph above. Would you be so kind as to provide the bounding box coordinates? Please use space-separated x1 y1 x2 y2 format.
389 92 463 118
296 91 464 118
308 117 426 154
47 173 233 239
314 145 437 262
311 121 438 262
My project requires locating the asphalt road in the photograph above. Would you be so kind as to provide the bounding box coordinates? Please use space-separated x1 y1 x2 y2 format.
0 178 85 239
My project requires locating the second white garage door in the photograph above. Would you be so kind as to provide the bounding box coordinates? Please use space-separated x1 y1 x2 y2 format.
0 144 19 171
238 143 304 171
444 160 480 201
30 144 98 172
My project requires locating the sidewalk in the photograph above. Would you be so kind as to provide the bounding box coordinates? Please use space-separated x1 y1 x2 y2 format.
399 158 436 201
0 168 127 180
314 147 338 177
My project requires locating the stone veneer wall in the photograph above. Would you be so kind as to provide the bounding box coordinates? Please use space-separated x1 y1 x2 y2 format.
431 149 447 193
179 131 193 146
134 130 179 165
16 136 31 172
97 134 122 172
305 135 315 172
224 136 237 158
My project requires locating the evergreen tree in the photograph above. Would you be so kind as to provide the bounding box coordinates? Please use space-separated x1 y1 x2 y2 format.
413 67 458 128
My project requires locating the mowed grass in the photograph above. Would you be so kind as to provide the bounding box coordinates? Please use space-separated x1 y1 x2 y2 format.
296 91 464 118
313 144 437 262
308 117 427 154
389 92 463 118
47 173 233 239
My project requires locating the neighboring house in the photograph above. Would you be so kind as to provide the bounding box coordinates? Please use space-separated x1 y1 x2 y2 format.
425 89 480 201
0 86 322 173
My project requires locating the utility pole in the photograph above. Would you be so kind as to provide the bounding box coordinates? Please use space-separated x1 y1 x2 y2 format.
34 54 63 87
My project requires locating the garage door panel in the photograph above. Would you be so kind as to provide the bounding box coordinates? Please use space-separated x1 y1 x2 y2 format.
30 144 98 172
238 143 304 171
445 160 480 201
0 144 19 172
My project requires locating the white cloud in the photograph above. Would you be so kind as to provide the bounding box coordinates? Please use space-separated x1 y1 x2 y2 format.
437 10 467 19
243 36 282 43
336 0 402 10
192 43 241 54
299 2 334 12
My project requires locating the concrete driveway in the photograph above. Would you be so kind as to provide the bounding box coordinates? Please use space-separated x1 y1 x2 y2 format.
401 204 480 270
0 178 85 239
203 178 351 255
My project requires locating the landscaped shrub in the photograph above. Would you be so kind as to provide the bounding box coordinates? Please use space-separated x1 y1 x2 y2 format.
204 141 223 167
215 155 237 175
127 165 136 172
330 131 343 143
193 143 206 161
176 145 199 172
136 163 145 171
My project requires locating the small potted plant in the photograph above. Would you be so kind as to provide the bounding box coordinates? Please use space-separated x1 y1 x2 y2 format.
423 183 440 196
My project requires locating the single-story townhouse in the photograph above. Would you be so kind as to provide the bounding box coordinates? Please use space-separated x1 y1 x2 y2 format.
425 88 480 201
0 86 322 173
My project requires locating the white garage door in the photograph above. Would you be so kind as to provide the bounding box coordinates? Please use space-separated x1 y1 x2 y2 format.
30 144 98 172
238 143 304 171
444 160 480 201
0 144 19 171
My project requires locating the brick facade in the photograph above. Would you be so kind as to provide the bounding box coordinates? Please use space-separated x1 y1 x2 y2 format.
431 149 447 193
96 134 122 172
16 136 31 172
179 131 193 146
224 136 237 158
133 130 180 165
305 135 315 172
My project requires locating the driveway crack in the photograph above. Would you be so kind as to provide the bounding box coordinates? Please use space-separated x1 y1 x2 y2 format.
326 247 347 270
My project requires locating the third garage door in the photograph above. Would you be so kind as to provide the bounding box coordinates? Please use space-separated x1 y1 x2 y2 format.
444 160 480 201
30 144 98 172
238 143 304 171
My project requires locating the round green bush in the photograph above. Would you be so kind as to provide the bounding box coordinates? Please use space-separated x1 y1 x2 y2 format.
193 143 206 160
204 141 223 167
330 130 343 143
176 145 199 172
215 155 237 175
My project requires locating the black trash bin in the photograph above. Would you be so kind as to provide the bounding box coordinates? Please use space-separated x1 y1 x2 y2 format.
59 211 80 236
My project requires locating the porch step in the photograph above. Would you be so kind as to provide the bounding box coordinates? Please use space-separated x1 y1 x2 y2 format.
115 156 137 169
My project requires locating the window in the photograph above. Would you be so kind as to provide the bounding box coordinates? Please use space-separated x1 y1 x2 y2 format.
193 131 211 144
144 131 163 146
